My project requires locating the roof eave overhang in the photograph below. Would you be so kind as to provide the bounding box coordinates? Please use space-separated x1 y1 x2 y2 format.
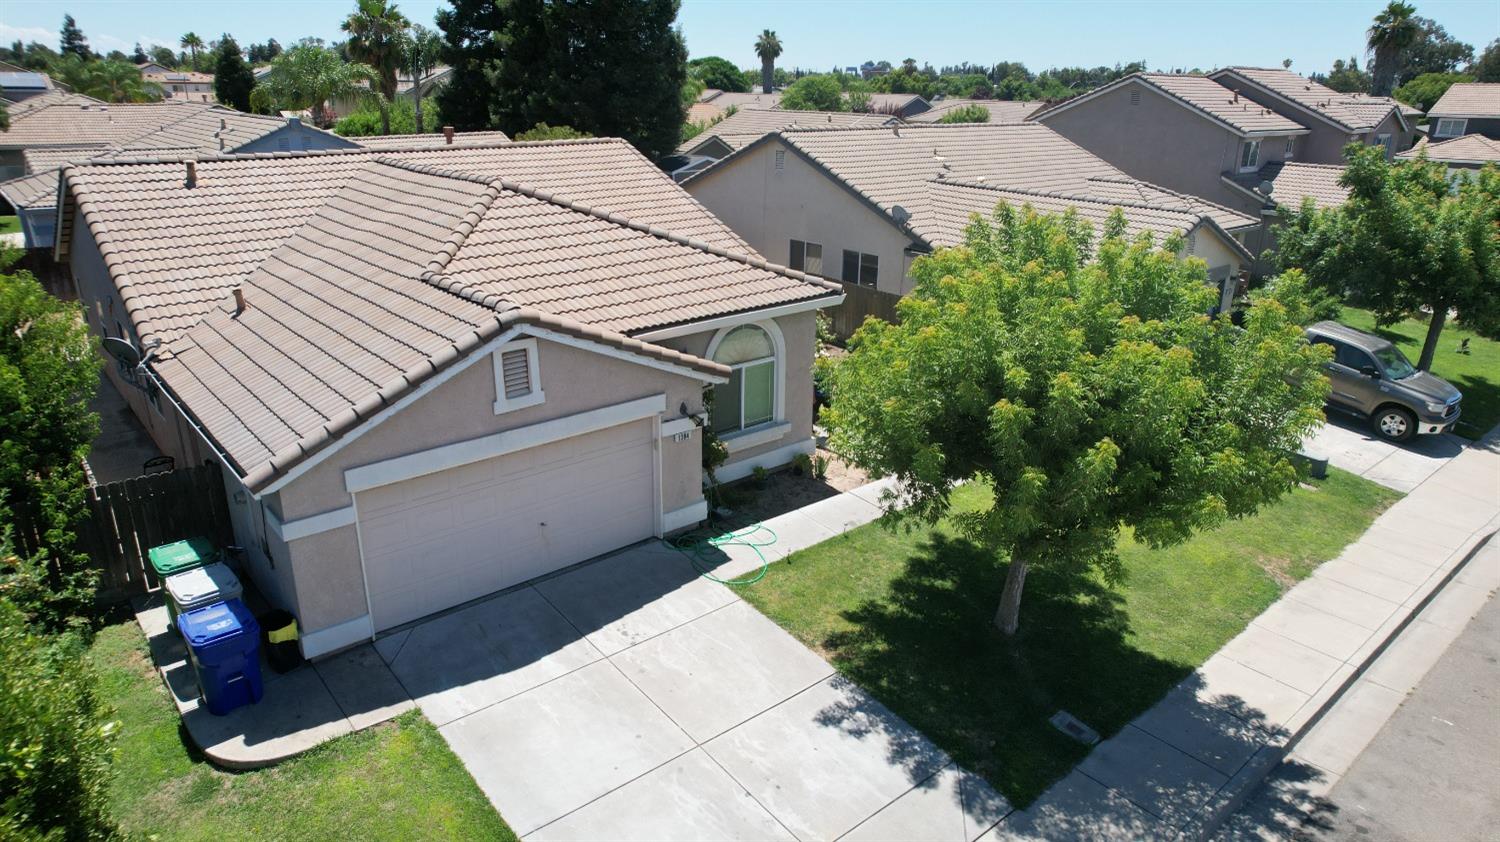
633 293 845 342
1208 69 1376 135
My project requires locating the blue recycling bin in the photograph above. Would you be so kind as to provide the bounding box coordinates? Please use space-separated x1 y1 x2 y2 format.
179 598 264 716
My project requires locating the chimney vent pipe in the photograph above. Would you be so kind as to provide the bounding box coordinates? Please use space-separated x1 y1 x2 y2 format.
185 160 197 188
233 287 247 315
443 125 455 145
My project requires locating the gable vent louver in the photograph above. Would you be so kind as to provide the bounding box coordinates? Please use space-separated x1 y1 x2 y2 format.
501 349 532 398
1130 89 1141 106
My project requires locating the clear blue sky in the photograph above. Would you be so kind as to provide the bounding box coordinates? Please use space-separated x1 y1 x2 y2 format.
2 0 1495 74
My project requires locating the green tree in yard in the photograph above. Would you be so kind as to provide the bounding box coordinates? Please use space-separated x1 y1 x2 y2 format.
754 29 782 94
0 251 100 632
1398 16 1474 84
0 600 118 840
131 42 147 64
689 55 748 93
252 43 376 127
1392 71 1470 111
213 34 256 111
1276 145 1500 371
49 55 163 103
399 23 443 134
515 122 592 141
1367 1 1419 96
780 75 846 111
1320 56 1372 93
1474 39 1500 82
820 207 1329 634
333 95 436 135
438 0 688 161
179 32 204 70
59 15 90 59
937 103 990 124
148 45 177 68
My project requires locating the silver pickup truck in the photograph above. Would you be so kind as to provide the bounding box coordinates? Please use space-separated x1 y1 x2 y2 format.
1306 321 1462 442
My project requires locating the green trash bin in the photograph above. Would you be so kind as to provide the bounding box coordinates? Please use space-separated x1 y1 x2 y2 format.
147 536 219 581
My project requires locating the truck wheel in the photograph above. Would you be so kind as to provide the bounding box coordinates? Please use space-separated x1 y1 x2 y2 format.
1373 406 1416 443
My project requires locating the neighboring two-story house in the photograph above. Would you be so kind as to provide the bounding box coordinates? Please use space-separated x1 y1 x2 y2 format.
1208 67 1418 161
683 123 1257 336
1425 82 1500 140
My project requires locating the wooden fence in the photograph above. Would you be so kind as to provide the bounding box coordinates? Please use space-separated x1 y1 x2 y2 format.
77 461 234 599
828 281 902 340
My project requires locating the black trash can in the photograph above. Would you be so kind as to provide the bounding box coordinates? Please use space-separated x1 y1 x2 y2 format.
260 609 304 674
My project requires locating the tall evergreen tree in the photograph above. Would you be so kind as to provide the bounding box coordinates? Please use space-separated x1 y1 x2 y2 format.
213 35 256 111
438 0 688 161
58 14 90 59
131 42 148 64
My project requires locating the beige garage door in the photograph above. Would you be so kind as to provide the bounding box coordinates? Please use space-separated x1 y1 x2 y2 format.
357 419 656 631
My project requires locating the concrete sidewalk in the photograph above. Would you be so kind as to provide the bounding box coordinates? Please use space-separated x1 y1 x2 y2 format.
988 430 1500 841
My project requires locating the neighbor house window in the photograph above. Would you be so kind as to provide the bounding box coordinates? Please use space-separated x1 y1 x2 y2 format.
841 249 879 287
789 240 823 275
711 324 776 434
492 337 545 414
1376 133 1393 155
1238 140 1260 171
1433 118 1466 138
1283 137 1296 159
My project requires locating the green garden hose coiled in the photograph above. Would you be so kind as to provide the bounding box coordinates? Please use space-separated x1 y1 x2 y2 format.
665 523 779 585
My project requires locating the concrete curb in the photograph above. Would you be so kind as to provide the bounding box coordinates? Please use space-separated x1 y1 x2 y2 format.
1177 528 1497 841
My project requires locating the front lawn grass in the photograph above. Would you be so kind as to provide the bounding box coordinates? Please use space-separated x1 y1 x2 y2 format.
740 470 1399 806
1339 305 1499 439
0 215 19 235
86 619 516 841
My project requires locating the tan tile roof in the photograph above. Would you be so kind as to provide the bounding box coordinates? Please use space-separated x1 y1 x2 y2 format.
23 145 109 171
60 139 762 344
89 155 835 489
353 130 513 149
1137 74 1307 134
678 107 896 154
1428 82 1500 118
0 168 61 210
0 101 325 156
694 123 1258 254
864 93 929 112
926 179 1245 257
143 70 214 84
702 92 781 110
1229 161 1349 211
0 89 102 118
1213 67 1406 132
1398 133 1500 165
905 99 1043 123
686 101 726 124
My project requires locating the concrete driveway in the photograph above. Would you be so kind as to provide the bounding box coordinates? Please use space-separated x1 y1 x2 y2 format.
1304 413 1464 492
373 539 1010 840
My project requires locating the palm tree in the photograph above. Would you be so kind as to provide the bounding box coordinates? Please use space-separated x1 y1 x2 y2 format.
754 30 782 95
400 24 443 134
50 55 162 102
254 43 376 128
1367 1 1418 96
342 0 409 104
180 32 204 70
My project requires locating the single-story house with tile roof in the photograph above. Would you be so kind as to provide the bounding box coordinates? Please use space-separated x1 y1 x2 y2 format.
1208 67 1418 161
683 122 1256 324
859 93 932 118
144 69 216 104
673 107 898 180
0 102 361 248
904 99 1044 124
1398 133 1500 170
57 138 840 656
1425 83 1500 140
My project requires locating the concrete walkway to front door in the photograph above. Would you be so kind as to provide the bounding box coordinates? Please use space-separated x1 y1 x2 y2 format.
376 477 1012 840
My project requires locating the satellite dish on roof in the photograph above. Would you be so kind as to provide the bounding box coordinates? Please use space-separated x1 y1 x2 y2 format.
1258 180 1274 196
103 336 141 368
891 205 911 223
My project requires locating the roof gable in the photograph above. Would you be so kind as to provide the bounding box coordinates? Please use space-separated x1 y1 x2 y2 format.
1211 67 1406 133
1034 73 1308 136
1428 82 1500 119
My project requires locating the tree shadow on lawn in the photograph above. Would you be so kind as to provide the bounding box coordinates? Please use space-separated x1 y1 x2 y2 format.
817 532 1196 807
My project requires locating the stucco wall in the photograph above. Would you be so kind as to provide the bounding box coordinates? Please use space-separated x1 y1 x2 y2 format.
686 138 919 295
234 122 360 154
656 311 817 477
285 524 364 631
279 336 707 520
1039 80 1268 216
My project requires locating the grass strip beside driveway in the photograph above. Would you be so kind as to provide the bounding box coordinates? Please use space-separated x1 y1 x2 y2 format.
740 470 1399 806
86 619 517 841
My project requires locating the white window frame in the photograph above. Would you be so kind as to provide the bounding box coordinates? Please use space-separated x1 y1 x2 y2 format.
1375 133 1392 155
790 239 824 276
1238 140 1261 172
704 320 787 450
1433 118 1466 138
492 337 545 414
